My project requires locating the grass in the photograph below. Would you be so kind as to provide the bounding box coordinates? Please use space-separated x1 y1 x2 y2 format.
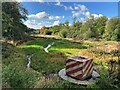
2 36 120 88
18 37 87 74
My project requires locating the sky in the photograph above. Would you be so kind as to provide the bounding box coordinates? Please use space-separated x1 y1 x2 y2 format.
21 1 119 29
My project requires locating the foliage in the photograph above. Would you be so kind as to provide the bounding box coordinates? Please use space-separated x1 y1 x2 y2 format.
2 2 28 42
59 27 68 38
2 42 14 58
94 16 108 38
3 64 38 88
2 42 39 88
103 17 120 41
41 16 120 41
40 26 47 34
44 29 53 35
64 20 69 27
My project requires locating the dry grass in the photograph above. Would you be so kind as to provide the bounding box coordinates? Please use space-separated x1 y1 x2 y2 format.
78 41 120 63
34 75 60 88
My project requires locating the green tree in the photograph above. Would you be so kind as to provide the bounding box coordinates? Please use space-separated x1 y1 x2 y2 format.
67 18 82 39
59 23 65 27
59 27 68 38
79 17 96 39
51 25 61 35
2 2 28 42
94 16 108 38
73 17 77 26
103 17 120 41
65 20 69 27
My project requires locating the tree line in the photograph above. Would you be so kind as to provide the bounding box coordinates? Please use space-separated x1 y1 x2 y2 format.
2 2 120 42
40 16 120 41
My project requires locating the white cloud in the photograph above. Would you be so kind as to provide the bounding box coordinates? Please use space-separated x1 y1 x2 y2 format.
74 6 79 10
54 0 74 11
85 11 91 18
70 4 104 20
49 16 64 20
73 4 88 11
36 0 45 2
66 4 88 18
64 4 88 11
24 20 37 26
28 12 64 20
72 11 86 17
91 14 103 19
53 20 60 26
55 0 61 6
79 5 88 11
24 20 52 29
69 6 74 10
17 0 45 2
24 20 30 25
72 11 82 17
24 20 39 29
28 12 48 19
64 6 68 10
24 11 65 29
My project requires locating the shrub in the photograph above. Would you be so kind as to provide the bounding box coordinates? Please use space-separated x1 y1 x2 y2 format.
2 64 38 88
44 29 52 35
2 42 15 58
59 30 67 38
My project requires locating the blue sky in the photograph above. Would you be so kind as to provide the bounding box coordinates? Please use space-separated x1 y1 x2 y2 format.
21 1 118 29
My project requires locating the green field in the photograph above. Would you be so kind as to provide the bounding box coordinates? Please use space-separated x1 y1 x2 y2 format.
2 36 120 88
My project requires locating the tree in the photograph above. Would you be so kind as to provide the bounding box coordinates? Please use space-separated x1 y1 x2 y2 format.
40 26 47 34
65 20 69 27
67 17 82 39
59 27 67 38
79 16 96 39
103 17 120 41
2 2 28 42
51 25 61 35
59 23 65 27
2 2 27 23
94 16 108 38
44 28 52 35
73 17 77 26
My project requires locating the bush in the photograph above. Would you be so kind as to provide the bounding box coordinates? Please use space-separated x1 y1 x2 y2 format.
95 66 119 88
59 30 67 38
2 64 38 88
44 29 52 35
2 42 15 58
